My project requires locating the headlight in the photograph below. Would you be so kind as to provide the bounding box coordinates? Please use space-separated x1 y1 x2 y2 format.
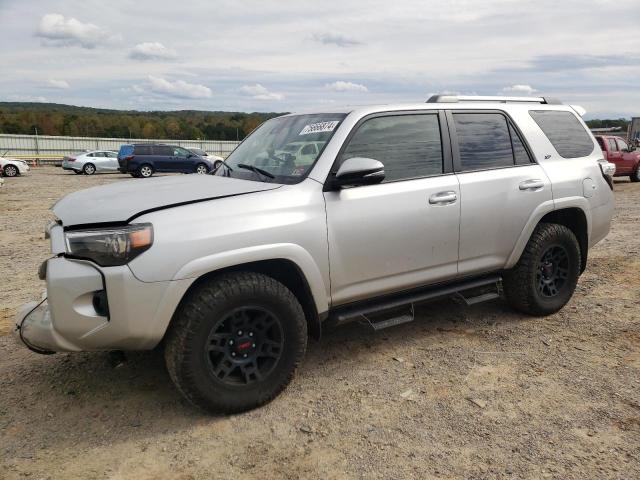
65 224 153 266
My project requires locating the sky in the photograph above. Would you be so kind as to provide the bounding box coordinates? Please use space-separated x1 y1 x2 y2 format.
0 0 638 118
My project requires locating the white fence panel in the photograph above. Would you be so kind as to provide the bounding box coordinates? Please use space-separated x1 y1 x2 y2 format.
0 134 240 164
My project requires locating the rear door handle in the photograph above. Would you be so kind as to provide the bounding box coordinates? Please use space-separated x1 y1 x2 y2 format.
519 179 544 191
429 191 457 205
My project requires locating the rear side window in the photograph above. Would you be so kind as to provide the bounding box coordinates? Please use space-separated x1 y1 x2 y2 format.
154 145 173 156
340 114 443 182
453 113 514 170
118 145 134 157
134 145 152 155
608 139 618 152
530 110 594 158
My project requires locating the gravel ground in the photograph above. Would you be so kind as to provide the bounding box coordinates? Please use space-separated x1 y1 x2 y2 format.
1 168 639 479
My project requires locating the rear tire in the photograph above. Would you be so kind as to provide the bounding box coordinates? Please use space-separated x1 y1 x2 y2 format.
74 170 83 175
137 164 154 178
82 163 96 175
164 272 307 413
3 164 18 177
503 223 580 316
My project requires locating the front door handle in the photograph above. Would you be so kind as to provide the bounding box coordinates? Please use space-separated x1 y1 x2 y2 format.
429 191 457 205
519 179 544 191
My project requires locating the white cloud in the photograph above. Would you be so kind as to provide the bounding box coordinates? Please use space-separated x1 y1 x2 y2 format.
326 81 369 93
239 84 284 101
129 42 177 61
47 79 70 89
312 32 361 47
35 13 119 49
502 84 537 95
147 76 212 98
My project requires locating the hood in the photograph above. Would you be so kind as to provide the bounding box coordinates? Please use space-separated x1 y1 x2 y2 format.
53 174 280 226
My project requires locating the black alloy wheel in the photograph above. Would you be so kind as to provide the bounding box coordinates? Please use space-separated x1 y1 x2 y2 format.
536 245 569 298
205 306 283 385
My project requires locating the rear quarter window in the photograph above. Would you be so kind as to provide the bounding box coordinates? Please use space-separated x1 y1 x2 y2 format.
118 145 134 157
134 145 152 156
529 110 594 158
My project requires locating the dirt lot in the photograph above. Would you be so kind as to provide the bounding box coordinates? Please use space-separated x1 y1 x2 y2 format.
1 168 639 479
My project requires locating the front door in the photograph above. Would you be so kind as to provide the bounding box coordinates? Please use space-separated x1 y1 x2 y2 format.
324 111 460 306
607 138 626 174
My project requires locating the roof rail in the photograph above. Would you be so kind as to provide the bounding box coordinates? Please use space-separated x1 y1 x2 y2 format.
426 95 563 105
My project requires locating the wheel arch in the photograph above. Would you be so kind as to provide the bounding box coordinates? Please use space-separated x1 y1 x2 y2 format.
169 258 325 341
506 199 591 274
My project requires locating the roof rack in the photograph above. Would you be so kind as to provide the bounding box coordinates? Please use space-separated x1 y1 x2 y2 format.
426 95 563 105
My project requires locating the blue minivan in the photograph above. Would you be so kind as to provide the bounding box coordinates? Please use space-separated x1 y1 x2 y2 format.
117 144 214 178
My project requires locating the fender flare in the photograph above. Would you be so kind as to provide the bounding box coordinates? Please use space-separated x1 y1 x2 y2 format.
505 197 592 269
172 243 330 315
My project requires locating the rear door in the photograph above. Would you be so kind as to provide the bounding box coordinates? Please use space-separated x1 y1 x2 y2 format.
448 111 553 275
324 111 461 305
152 145 173 172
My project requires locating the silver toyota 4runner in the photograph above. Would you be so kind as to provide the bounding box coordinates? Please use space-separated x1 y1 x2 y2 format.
16 95 616 413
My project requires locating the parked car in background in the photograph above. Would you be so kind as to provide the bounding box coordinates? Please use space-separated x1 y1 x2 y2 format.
595 135 640 182
187 148 224 163
0 157 30 177
62 150 119 175
275 141 326 169
118 144 214 178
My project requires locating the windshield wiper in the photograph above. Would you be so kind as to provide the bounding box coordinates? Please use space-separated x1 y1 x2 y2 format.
237 164 275 180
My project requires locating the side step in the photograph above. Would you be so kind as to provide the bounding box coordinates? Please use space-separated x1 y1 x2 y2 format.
330 275 502 330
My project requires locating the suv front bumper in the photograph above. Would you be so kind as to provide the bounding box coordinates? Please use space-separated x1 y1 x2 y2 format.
15 255 193 353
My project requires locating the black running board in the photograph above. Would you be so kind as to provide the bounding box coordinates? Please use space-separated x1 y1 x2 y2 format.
329 275 502 329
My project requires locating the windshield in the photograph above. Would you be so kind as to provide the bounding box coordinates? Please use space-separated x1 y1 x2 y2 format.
215 113 347 183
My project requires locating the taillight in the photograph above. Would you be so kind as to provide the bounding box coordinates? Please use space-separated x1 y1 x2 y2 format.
598 160 615 190
124 155 134 161
68 157 76 162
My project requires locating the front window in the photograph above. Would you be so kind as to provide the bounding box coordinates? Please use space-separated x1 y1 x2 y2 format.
215 113 346 183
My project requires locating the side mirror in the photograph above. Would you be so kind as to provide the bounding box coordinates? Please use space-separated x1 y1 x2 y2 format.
332 157 385 189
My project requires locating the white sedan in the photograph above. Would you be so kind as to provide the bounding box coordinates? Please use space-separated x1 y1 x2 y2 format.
61 150 119 175
0 157 30 177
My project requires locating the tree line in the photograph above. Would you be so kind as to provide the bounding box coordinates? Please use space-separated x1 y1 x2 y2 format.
0 102 632 140
0 102 284 140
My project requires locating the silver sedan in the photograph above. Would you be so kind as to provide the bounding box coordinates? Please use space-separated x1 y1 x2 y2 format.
62 150 119 175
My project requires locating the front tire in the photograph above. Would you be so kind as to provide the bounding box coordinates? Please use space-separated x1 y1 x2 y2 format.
503 223 580 316
3 164 18 177
631 167 640 183
74 170 83 175
164 272 307 413
195 163 209 174
82 163 96 175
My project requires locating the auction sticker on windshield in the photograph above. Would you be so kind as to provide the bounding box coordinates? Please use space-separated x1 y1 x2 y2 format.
299 121 339 136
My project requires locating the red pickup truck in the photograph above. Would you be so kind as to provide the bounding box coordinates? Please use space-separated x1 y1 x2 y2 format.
595 135 640 182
